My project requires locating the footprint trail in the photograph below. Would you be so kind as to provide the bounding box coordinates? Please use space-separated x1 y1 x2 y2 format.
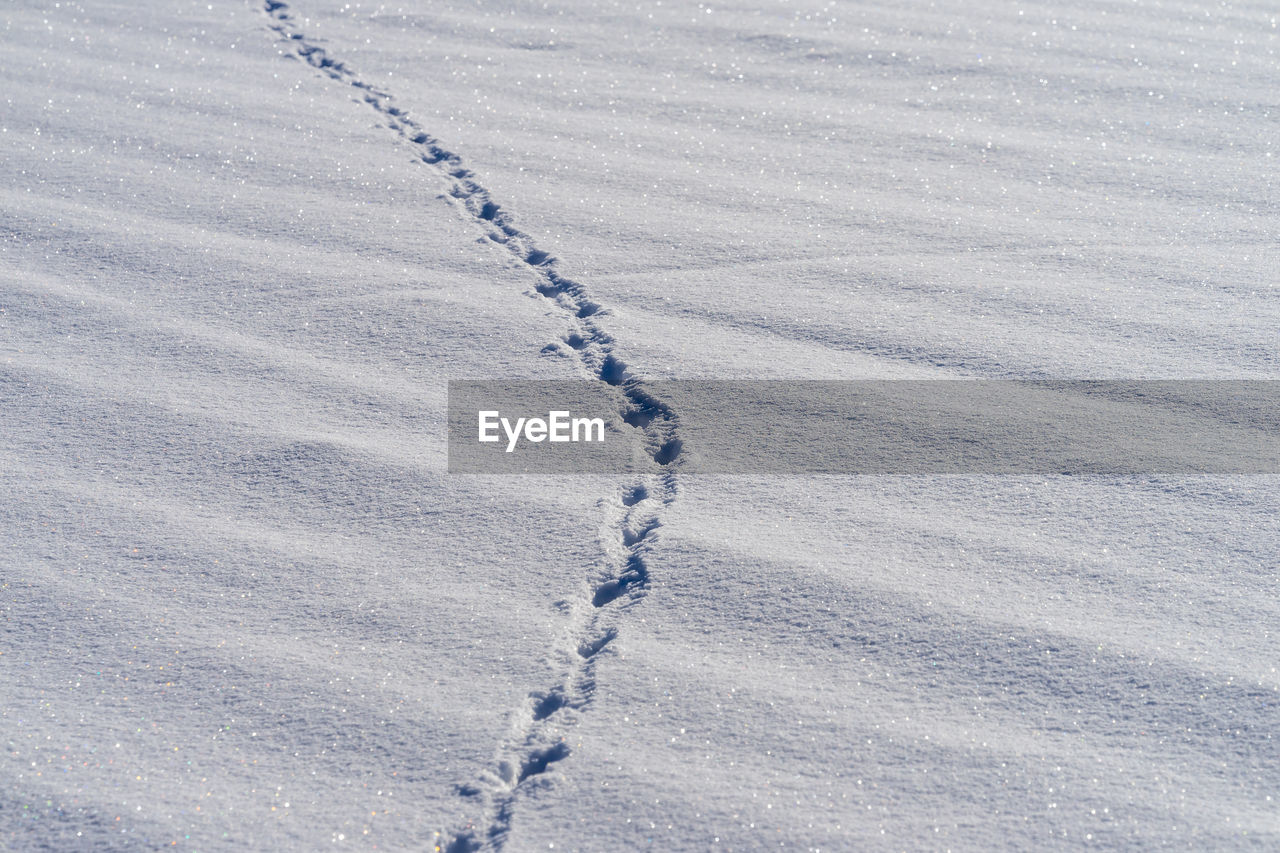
260 4 682 850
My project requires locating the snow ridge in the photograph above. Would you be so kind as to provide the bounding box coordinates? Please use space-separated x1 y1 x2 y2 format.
260 4 681 850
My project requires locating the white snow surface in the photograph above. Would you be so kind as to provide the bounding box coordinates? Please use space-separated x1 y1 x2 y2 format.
2 0 1278 851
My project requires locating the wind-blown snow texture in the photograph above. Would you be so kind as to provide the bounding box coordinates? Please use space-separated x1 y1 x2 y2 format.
2 0 1278 851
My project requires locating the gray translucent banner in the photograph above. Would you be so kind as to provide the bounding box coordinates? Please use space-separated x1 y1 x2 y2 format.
447 380 1280 474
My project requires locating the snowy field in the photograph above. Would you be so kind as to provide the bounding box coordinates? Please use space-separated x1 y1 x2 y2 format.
3 0 1278 850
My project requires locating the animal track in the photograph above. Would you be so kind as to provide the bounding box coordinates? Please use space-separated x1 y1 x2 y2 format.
577 627 617 659
622 485 649 506
261 3 682 850
623 519 659 548
592 553 650 607
517 743 571 783
530 689 569 721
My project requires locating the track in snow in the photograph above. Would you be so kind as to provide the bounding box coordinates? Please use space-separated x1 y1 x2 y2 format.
261 3 681 850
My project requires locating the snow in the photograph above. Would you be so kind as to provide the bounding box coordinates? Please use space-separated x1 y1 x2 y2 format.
2 0 1277 850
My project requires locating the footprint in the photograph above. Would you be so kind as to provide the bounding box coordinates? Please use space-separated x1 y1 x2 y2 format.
578 628 617 659
530 689 568 721
518 742 570 783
